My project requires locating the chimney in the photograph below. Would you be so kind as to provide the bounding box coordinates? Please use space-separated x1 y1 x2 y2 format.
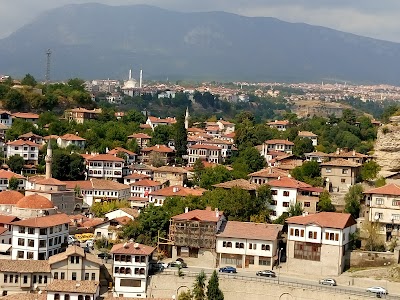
215 208 219 217
352 150 356 156
173 186 179 193
278 176 281 180
185 207 189 213
336 148 340 154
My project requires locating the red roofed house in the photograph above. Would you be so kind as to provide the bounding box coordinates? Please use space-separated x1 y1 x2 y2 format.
146 116 176 130
0 169 25 191
86 154 125 180
268 176 324 220
267 120 290 131
286 212 357 275
6 139 39 164
169 207 225 261
57 133 86 149
65 107 102 124
187 143 223 167
108 147 137 165
217 119 235 134
140 145 175 165
321 158 362 192
216 222 282 269
129 179 162 200
364 183 400 241
128 133 152 149
12 112 39 122
148 185 206 206
111 242 155 298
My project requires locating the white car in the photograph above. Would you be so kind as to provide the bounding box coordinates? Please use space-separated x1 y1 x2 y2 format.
366 286 387 294
318 278 336 286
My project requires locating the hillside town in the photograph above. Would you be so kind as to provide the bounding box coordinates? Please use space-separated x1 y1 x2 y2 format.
0 74 399 299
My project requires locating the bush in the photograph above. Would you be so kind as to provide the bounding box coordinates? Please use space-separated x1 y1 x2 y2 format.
382 126 390 134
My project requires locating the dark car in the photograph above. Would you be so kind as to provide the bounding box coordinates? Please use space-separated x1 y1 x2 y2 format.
168 261 188 268
97 252 112 259
256 270 276 277
219 266 237 273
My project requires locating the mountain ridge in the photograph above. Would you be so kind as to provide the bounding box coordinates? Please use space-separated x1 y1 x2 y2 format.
1 3 400 84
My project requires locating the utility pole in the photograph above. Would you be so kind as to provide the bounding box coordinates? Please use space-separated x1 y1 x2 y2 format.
45 49 52 83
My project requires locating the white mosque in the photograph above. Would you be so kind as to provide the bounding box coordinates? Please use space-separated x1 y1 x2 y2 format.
122 69 143 97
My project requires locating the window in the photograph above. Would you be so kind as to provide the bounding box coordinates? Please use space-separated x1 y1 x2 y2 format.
259 257 271 266
91 273 95 280
44 276 47 284
341 179 346 183
65 295 70 300
270 200 277 206
18 238 25 246
376 198 384 205
54 294 60 300
392 200 400 206
325 167 332 173
18 227 25 234
294 241 321 261
308 231 313 239
61 272 65 280
28 228 35 234
54 272 58 280
115 267 119 273
120 279 141 287
78 296 83 300
375 212 383 219
283 202 290 207
261 244 270 251
23 276 28 284
304 202 311 207
300 230 304 237
271 190 278 195
342 169 348 174
70 256 75 264
392 214 400 221
235 242 244 249
85 296 90 300
28 239 34 247
3 274 7 283
15 275 18 283
72 272 77 281
39 240 46 248
283 191 290 197
226 242 232 248
85 273 89 280
295 229 299 236
38 275 42 284
39 228 47 235
27 252 34 259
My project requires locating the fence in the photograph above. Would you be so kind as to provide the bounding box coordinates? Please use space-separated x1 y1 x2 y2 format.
160 269 400 299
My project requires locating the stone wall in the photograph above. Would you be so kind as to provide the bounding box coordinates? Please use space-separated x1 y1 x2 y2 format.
350 248 400 268
374 124 400 172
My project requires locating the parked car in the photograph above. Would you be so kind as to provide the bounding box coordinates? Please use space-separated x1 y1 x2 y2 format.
149 262 166 274
68 235 77 245
168 260 187 268
85 239 95 249
366 287 387 295
319 278 337 286
219 266 237 273
83 246 90 254
97 252 112 260
256 270 276 277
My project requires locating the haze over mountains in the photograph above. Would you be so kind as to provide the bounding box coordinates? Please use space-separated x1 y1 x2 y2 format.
1 3 400 84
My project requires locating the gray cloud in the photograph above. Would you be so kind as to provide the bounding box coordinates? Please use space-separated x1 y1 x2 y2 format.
0 0 400 42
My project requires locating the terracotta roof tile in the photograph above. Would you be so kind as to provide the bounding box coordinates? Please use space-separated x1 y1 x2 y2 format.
86 154 125 162
128 133 152 139
298 131 317 137
218 221 282 241
268 177 311 189
6 139 39 147
46 280 99 294
124 173 150 180
286 212 356 229
142 145 174 153
265 139 294 146
321 158 362 167
267 120 289 126
0 169 25 180
15 194 54 209
155 166 188 174
148 116 176 124
0 191 24 205
111 242 155 255
0 293 47 300
249 167 289 178
59 133 86 141
11 213 70 228
364 183 400 196
213 179 259 191
131 179 162 187
18 132 43 139
172 208 224 222
12 112 39 119
0 260 50 273
108 147 136 156
149 185 206 197
189 144 221 150
49 245 101 265
36 178 66 186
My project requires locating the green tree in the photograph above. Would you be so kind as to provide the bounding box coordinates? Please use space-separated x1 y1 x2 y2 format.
293 136 314 157
67 78 85 91
4 89 25 110
291 161 322 186
192 159 205 185
151 125 172 146
207 270 224 300
175 114 188 159
178 290 193 300
233 147 265 173
21 73 37 87
361 160 381 181
7 155 25 173
317 191 336 212
193 270 206 300
199 165 232 190
374 177 386 187
344 184 363 219
8 177 20 190
288 202 303 217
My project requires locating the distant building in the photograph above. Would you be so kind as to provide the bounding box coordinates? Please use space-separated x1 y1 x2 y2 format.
57 134 86 149
11 112 39 123
321 158 362 192
86 154 125 180
267 120 290 131
128 133 151 149
6 140 39 164
298 131 318 146
66 108 102 124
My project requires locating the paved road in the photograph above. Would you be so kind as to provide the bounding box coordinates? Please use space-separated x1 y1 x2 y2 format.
163 266 400 299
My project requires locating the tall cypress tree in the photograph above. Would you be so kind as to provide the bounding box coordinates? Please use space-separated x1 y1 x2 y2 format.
207 270 224 300
175 113 188 160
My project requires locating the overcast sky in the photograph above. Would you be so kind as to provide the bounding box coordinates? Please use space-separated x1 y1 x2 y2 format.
1 1 400 42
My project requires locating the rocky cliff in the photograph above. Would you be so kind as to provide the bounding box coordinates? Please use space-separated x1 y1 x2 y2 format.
374 123 400 171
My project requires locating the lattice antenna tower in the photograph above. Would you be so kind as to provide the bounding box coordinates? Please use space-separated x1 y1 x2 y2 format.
45 49 52 83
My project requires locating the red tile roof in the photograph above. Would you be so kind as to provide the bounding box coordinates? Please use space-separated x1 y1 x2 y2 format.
111 242 155 255
218 221 282 241
213 179 259 191
108 147 136 156
249 167 289 178
286 212 356 229
265 139 294 146
148 116 176 124
268 176 312 189
0 169 25 180
364 183 400 196
0 215 19 224
172 208 224 222
6 139 39 147
16 194 54 209
35 178 66 186
124 173 150 180
12 112 39 119
0 190 24 205
321 158 362 167
130 179 162 187
267 120 289 126
298 131 317 137
12 213 70 228
142 145 174 153
140 124 152 129
86 154 125 162
149 186 206 197
59 133 86 141
128 133 152 139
